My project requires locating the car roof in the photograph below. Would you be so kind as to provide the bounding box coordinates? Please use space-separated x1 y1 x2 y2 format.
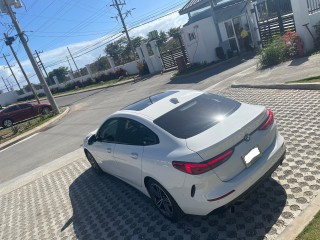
119 90 204 120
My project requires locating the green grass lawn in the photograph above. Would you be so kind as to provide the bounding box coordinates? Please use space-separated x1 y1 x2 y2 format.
287 75 320 84
296 211 320 240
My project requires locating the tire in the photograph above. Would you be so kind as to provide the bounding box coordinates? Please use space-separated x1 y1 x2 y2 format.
41 107 51 115
85 150 104 175
2 119 13 128
146 179 185 222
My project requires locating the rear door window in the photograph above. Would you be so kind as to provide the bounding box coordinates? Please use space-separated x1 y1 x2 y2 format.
117 118 159 146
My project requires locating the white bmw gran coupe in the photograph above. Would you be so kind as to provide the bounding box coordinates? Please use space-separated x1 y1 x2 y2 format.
83 90 286 221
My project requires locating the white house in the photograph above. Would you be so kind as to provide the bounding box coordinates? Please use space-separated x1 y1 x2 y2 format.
179 0 320 64
179 0 259 64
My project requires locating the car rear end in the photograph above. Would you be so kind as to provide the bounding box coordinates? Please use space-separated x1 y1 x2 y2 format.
154 92 286 216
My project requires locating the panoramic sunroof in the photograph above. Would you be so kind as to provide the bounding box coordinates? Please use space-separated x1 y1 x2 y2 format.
123 91 178 111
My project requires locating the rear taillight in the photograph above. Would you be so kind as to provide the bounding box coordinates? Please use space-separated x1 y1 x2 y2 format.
172 149 234 175
259 109 274 130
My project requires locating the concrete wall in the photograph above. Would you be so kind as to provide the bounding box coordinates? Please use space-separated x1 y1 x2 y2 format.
291 0 320 52
181 17 220 64
18 59 140 100
0 91 19 106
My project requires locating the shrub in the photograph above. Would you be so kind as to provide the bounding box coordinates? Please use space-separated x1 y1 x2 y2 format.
64 82 77 91
114 68 127 79
283 31 303 58
106 72 116 81
137 61 150 76
82 78 94 87
258 31 303 69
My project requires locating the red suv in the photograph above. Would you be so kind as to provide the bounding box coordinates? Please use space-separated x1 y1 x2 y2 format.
0 103 52 128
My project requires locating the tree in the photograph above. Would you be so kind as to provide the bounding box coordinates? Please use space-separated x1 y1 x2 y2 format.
48 67 69 84
168 27 181 39
105 36 147 65
105 37 127 65
158 30 168 47
90 56 111 73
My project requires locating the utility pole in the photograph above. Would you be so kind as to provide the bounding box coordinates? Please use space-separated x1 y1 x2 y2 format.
3 0 59 113
34 50 49 78
111 0 136 60
67 47 80 76
2 53 21 90
1 76 9 92
66 56 73 72
4 33 40 103
34 50 52 86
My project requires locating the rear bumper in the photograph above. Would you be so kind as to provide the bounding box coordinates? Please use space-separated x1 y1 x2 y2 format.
209 149 286 215
173 132 286 216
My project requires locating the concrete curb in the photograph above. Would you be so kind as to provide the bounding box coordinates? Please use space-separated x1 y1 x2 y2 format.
277 191 320 240
231 83 320 90
0 107 70 151
0 148 84 197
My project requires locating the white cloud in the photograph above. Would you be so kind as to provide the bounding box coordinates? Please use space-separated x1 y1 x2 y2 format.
0 12 188 89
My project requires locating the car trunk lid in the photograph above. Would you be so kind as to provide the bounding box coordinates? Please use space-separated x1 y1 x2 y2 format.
186 103 274 181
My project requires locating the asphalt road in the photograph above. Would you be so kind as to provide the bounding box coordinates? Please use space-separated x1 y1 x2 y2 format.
0 56 256 183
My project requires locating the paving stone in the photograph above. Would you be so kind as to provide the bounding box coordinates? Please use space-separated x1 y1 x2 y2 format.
0 88 319 239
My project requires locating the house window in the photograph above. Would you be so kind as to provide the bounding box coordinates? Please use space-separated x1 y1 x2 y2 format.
188 32 196 41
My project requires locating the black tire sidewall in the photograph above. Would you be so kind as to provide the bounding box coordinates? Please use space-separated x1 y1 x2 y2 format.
85 151 104 175
146 179 185 222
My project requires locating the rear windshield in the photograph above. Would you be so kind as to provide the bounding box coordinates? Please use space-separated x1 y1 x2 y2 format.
154 93 241 139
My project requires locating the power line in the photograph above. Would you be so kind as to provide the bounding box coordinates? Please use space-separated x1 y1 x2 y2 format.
111 0 136 60
4 1 187 73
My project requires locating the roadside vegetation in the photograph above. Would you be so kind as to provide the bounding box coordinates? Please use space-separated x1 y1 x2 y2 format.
258 31 303 69
0 110 62 145
287 75 320 84
296 211 320 240
18 73 137 102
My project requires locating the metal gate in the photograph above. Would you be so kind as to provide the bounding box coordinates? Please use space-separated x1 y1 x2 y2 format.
254 0 296 47
160 36 189 70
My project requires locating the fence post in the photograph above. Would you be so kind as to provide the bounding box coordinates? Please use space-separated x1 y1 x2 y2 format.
149 40 164 71
140 43 155 74
107 56 116 72
291 0 314 52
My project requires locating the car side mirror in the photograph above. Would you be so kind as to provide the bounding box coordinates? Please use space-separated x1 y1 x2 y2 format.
88 135 97 145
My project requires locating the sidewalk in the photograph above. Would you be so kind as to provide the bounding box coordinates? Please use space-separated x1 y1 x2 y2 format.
231 54 320 90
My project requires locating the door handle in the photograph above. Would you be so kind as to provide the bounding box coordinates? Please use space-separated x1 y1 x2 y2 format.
131 153 138 159
106 148 112 153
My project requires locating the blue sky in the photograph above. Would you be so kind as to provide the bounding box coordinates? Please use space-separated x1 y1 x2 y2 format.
0 0 189 91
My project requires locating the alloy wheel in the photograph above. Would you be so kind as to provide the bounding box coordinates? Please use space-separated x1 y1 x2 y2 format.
3 119 13 128
150 183 174 218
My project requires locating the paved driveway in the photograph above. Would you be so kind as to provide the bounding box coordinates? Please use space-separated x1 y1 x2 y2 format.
0 88 319 240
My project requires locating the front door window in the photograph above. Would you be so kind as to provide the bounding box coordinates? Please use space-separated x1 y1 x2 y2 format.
224 20 239 52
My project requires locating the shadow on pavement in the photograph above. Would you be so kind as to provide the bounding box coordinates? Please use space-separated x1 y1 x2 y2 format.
66 168 286 239
169 55 255 85
289 57 309 66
